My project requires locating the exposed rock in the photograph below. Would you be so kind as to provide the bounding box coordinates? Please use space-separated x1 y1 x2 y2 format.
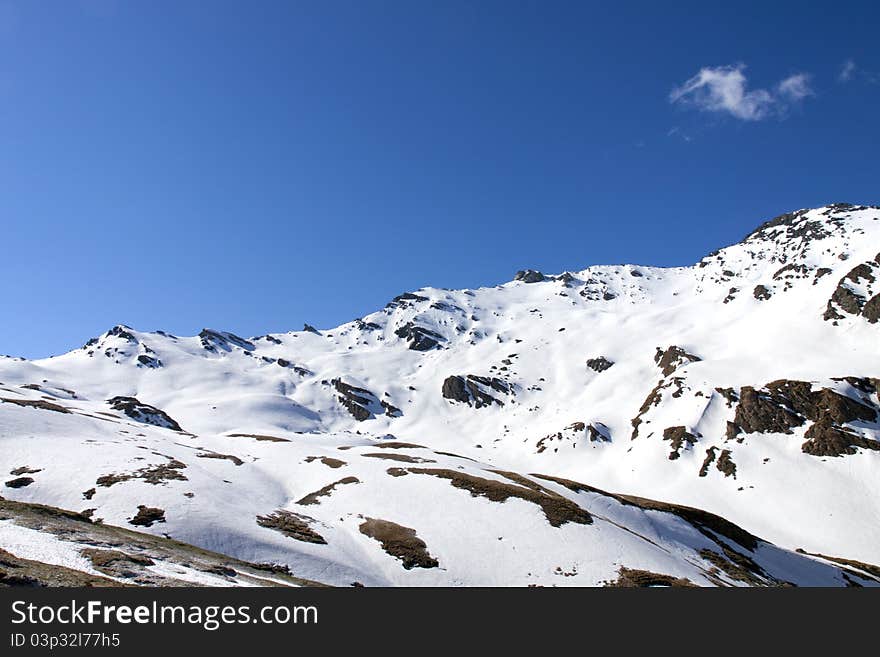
586 356 614 373
394 322 445 351
733 380 876 437
654 346 701 376
381 400 403 418
662 426 697 460
863 294 880 323
586 423 611 442
198 329 255 352
302 324 321 335
9 466 41 476
716 449 737 478
130 506 165 527
333 379 380 421
106 325 138 342
802 419 880 457
824 261 880 322
630 378 671 439
5 477 34 489
753 284 772 300
107 397 183 431
441 375 511 408
136 354 162 368
728 379 879 458
387 292 429 308
699 447 717 477
715 387 739 407
514 269 546 283
734 385 805 435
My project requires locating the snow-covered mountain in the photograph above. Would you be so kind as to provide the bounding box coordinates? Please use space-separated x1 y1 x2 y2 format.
2 202 879 586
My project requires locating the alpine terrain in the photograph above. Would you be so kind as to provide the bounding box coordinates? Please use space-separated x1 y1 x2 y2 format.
1 203 879 587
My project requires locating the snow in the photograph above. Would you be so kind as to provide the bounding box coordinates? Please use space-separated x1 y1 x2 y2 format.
1 203 878 585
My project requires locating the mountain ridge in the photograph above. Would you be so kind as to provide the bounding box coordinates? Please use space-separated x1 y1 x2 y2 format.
1 202 878 586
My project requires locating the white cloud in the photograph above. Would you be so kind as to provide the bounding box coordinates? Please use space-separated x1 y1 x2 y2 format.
777 73 813 100
670 64 812 121
839 59 856 82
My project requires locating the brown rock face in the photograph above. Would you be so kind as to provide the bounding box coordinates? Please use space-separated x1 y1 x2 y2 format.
801 419 880 457
863 294 880 323
824 261 879 322
753 285 772 300
734 386 804 435
662 426 698 460
728 378 879 458
732 380 876 436
654 346 701 377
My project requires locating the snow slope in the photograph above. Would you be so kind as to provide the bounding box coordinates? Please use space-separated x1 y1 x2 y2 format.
1 202 879 586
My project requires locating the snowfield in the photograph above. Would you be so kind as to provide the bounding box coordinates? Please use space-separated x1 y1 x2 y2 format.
1 203 879 587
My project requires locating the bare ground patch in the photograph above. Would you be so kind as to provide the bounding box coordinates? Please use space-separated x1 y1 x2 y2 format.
304 456 346 469
228 433 291 443
604 567 698 588
1 398 71 413
358 518 438 569
362 453 435 463
532 473 758 550
296 477 360 506
407 468 592 527
196 452 244 466
256 510 326 544
96 459 188 488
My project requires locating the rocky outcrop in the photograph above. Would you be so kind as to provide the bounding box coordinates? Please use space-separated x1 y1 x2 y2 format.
662 426 698 460
514 269 546 283
729 379 878 457
198 329 255 352
107 397 183 431
136 354 162 368
333 380 380 421
442 375 511 408
386 292 429 309
586 423 611 442
130 505 165 527
802 419 880 457
394 322 445 351
331 381 401 421
824 261 880 323
753 284 772 300
586 356 614 373
654 346 701 377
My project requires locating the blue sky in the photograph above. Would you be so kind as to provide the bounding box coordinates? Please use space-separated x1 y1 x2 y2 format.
2 1 878 358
